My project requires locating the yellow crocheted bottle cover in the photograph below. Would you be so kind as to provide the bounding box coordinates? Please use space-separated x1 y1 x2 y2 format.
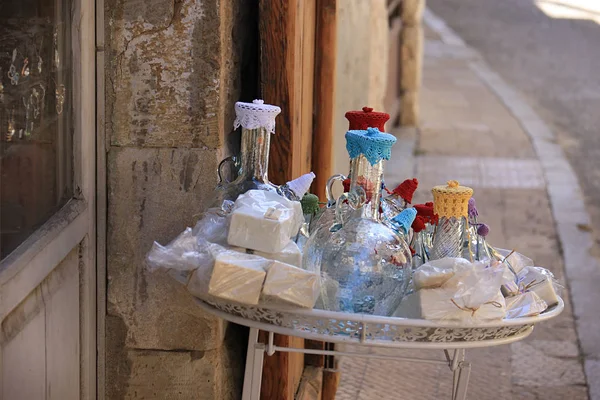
431 180 474 219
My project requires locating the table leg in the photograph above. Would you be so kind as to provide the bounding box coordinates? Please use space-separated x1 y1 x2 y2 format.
454 361 471 400
250 342 266 400
451 349 470 400
242 328 260 400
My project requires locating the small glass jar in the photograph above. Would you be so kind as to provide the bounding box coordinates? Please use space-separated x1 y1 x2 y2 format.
429 181 474 260
210 100 281 208
305 128 412 316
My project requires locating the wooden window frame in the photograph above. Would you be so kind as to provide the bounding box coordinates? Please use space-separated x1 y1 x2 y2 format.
0 0 97 397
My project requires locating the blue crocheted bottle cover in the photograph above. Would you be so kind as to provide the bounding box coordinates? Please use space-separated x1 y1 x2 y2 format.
345 127 397 165
391 207 417 234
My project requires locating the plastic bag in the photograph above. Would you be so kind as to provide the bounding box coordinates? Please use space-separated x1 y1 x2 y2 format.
395 257 508 323
505 291 548 319
227 190 304 253
192 201 233 245
516 266 562 307
146 228 209 272
413 257 474 290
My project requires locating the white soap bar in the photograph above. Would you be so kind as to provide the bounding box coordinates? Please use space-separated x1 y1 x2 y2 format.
208 252 269 305
518 267 560 306
227 190 303 253
505 291 548 319
262 260 319 308
394 288 506 322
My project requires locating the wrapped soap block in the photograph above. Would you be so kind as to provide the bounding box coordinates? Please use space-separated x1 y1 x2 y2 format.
208 252 270 305
517 266 560 307
228 190 304 253
413 257 474 290
232 241 302 267
505 291 548 319
394 288 506 322
495 248 533 275
262 260 319 308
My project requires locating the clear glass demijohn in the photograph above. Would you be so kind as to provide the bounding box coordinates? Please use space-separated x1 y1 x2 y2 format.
305 127 413 316
210 100 281 208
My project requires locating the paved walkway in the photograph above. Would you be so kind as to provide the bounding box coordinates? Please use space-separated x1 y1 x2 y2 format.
335 10 591 400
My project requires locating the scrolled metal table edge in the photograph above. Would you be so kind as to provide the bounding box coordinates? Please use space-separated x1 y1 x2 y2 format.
194 296 564 400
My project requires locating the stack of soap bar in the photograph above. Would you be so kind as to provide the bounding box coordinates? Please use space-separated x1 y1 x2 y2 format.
262 260 319 308
505 291 547 319
227 190 303 253
232 241 302 267
394 288 506 322
208 252 270 305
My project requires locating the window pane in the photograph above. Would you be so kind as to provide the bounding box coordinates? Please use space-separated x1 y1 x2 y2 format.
0 0 73 260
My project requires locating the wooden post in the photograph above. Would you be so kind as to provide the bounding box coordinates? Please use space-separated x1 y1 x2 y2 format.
399 0 424 126
258 1 317 398
311 0 337 201
260 0 314 184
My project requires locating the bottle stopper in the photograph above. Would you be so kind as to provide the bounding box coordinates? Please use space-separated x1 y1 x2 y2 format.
345 106 390 131
391 207 417 235
287 172 316 199
345 127 397 165
392 178 419 204
234 99 281 134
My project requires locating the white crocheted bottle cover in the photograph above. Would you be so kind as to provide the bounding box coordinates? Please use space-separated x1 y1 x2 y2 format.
234 99 281 134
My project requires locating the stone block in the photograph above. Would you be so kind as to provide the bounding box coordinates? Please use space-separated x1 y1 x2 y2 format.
107 147 226 351
106 315 245 399
104 0 243 149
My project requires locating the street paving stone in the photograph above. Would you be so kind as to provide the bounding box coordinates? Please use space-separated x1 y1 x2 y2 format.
336 23 588 400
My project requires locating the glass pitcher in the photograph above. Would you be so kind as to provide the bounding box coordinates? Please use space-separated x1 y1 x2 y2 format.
305 128 412 316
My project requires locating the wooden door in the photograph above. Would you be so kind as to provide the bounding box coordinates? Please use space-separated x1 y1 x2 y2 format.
0 0 97 398
259 0 337 398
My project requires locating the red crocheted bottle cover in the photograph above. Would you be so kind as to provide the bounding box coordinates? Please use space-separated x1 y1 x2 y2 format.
412 215 427 233
392 178 419 203
345 107 390 131
414 202 439 225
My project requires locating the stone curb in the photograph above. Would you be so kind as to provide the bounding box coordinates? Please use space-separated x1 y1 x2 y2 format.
423 8 600 400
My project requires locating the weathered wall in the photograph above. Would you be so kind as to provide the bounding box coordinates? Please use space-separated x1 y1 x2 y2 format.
332 0 389 177
104 0 254 397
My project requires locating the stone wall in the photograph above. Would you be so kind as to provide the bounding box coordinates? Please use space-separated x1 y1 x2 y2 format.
104 0 255 397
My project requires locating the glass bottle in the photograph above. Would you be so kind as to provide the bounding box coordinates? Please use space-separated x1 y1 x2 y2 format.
306 127 412 316
211 100 281 208
308 107 389 236
429 180 474 260
381 178 419 233
409 203 437 268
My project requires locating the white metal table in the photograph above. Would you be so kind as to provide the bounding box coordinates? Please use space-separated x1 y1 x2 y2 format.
195 296 564 400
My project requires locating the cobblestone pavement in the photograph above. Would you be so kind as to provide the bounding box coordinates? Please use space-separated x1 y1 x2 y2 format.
335 18 589 400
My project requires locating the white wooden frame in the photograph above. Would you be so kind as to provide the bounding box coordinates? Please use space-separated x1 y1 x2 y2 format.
0 0 97 397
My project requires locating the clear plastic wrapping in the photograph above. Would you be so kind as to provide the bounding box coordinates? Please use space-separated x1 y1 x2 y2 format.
505 291 548 319
262 261 320 308
147 228 208 272
227 190 304 253
207 251 271 305
395 257 508 323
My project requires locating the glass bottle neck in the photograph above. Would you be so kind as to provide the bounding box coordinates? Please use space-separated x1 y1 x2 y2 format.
349 155 384 221
239 127 271 182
